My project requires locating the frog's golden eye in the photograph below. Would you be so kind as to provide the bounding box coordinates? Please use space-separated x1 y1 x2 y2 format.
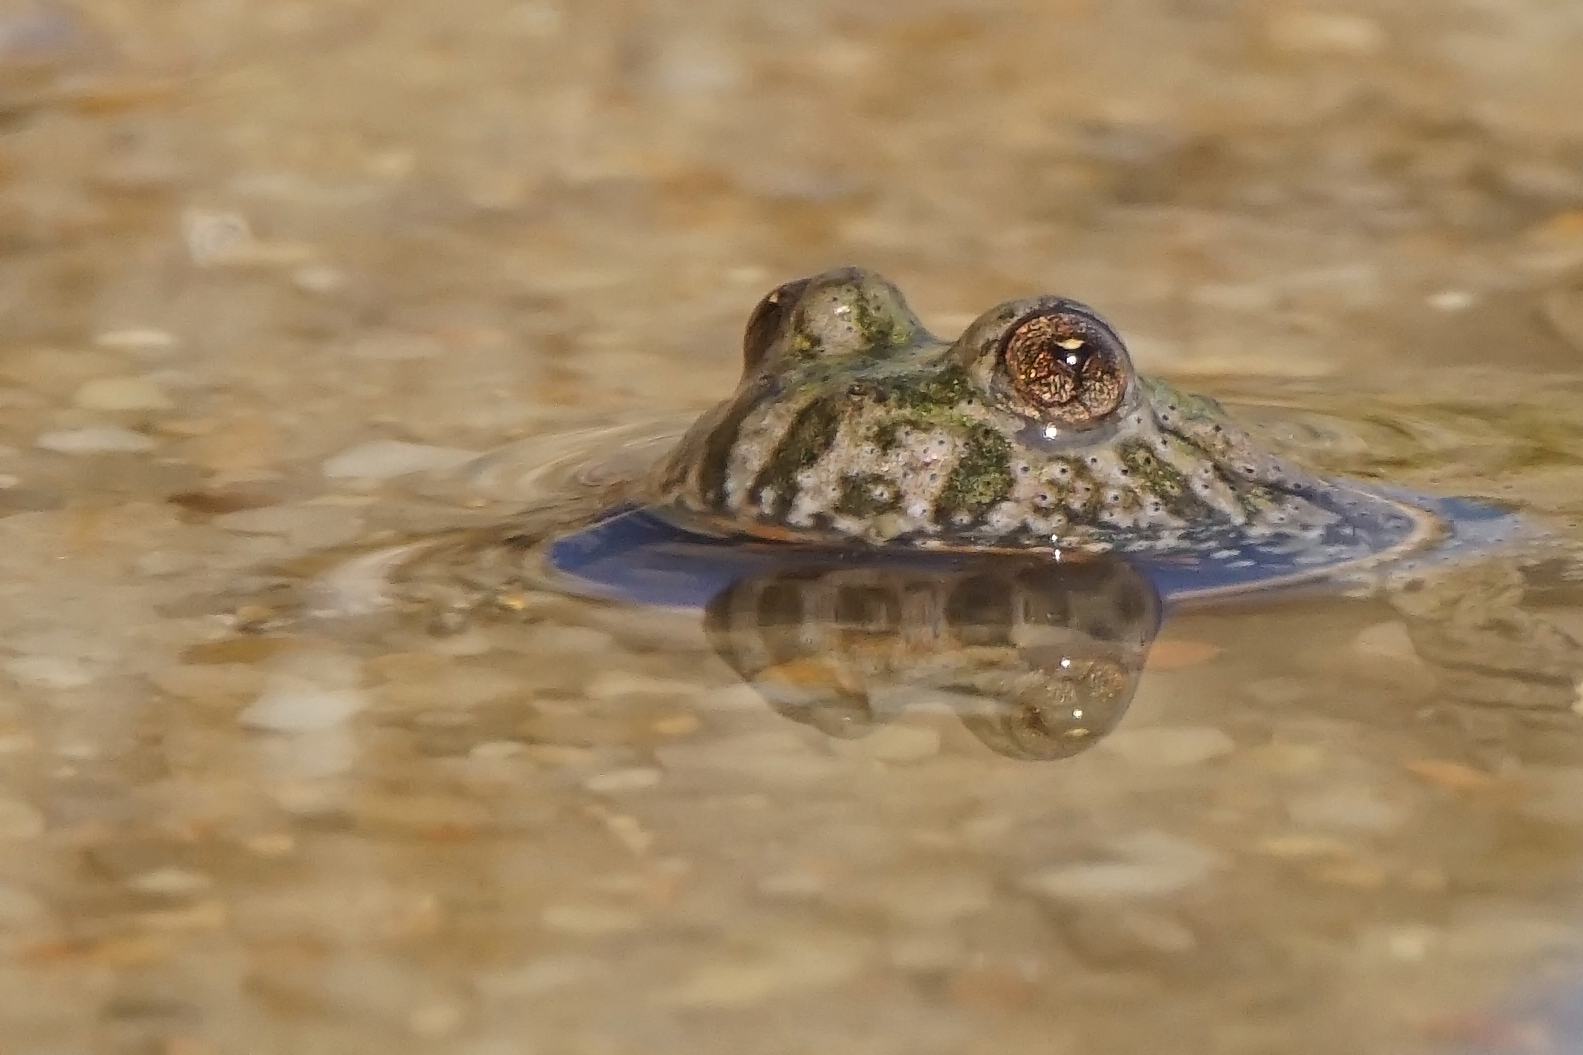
742 278 812 374
999 308 1131 427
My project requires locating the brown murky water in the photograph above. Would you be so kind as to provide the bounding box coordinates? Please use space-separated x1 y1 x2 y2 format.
4 1 1583 1053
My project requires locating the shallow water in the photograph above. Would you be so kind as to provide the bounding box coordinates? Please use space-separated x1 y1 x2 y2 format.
4 0 1583 1053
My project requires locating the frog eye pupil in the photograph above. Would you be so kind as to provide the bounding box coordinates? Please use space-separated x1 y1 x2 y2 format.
999 309 1131 427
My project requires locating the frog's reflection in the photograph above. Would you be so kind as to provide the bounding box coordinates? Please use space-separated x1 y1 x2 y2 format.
703 555 1161 761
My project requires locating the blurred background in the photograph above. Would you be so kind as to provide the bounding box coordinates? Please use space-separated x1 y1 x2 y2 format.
5 0 1583 451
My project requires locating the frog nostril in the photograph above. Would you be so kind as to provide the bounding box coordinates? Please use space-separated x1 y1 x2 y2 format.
742 277 813 374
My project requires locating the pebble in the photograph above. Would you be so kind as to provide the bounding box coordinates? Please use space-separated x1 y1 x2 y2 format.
1256 834 1356 861
292 263 348 294
582 767 663 794
1360 923 1441 963
321 441 478 481
868 869 993 925
958 812 1016 848
5 654 94 689
468 741 527 761
454 1040 538 1055
604 814 653 855
1285 787 1408 833
1099 726 1235 767
0 798 45 841
181 209 256 266
521 744 598 768
644 32 744 98
93 328 179 355
129 868 214 897
240 683 367 733
1022 831 1223 902
1426 290 1477 312
658 935 868 1008
1402 758 1497 793
1247 742 1328 774
382 667 522 711
474 954 606 1000
1263 11 1385 56
651 713 700 737
36 426 156 454
72 376 173 411
539 904 645 937
654 731 841 785
252 729 358 782
510 0 564 37
242 832 295 857
585 671 700 701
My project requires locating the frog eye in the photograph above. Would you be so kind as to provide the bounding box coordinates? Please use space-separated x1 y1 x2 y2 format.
742 278 812 374
999 308 1132 427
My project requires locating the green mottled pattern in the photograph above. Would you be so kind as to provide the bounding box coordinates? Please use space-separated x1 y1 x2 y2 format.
937 425 1013 525
1113 440 1212 522
655 268 1361 551
836 473 904 517
748 397 841 517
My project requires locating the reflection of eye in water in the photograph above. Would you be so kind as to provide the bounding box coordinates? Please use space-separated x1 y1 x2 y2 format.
703 556 1162 761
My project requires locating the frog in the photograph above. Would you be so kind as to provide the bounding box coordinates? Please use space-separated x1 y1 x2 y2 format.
277 266 1568 760
656 265 1371 551
525 265 1527 610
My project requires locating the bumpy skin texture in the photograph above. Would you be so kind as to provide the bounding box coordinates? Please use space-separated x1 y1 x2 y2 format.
655 267 1381 553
